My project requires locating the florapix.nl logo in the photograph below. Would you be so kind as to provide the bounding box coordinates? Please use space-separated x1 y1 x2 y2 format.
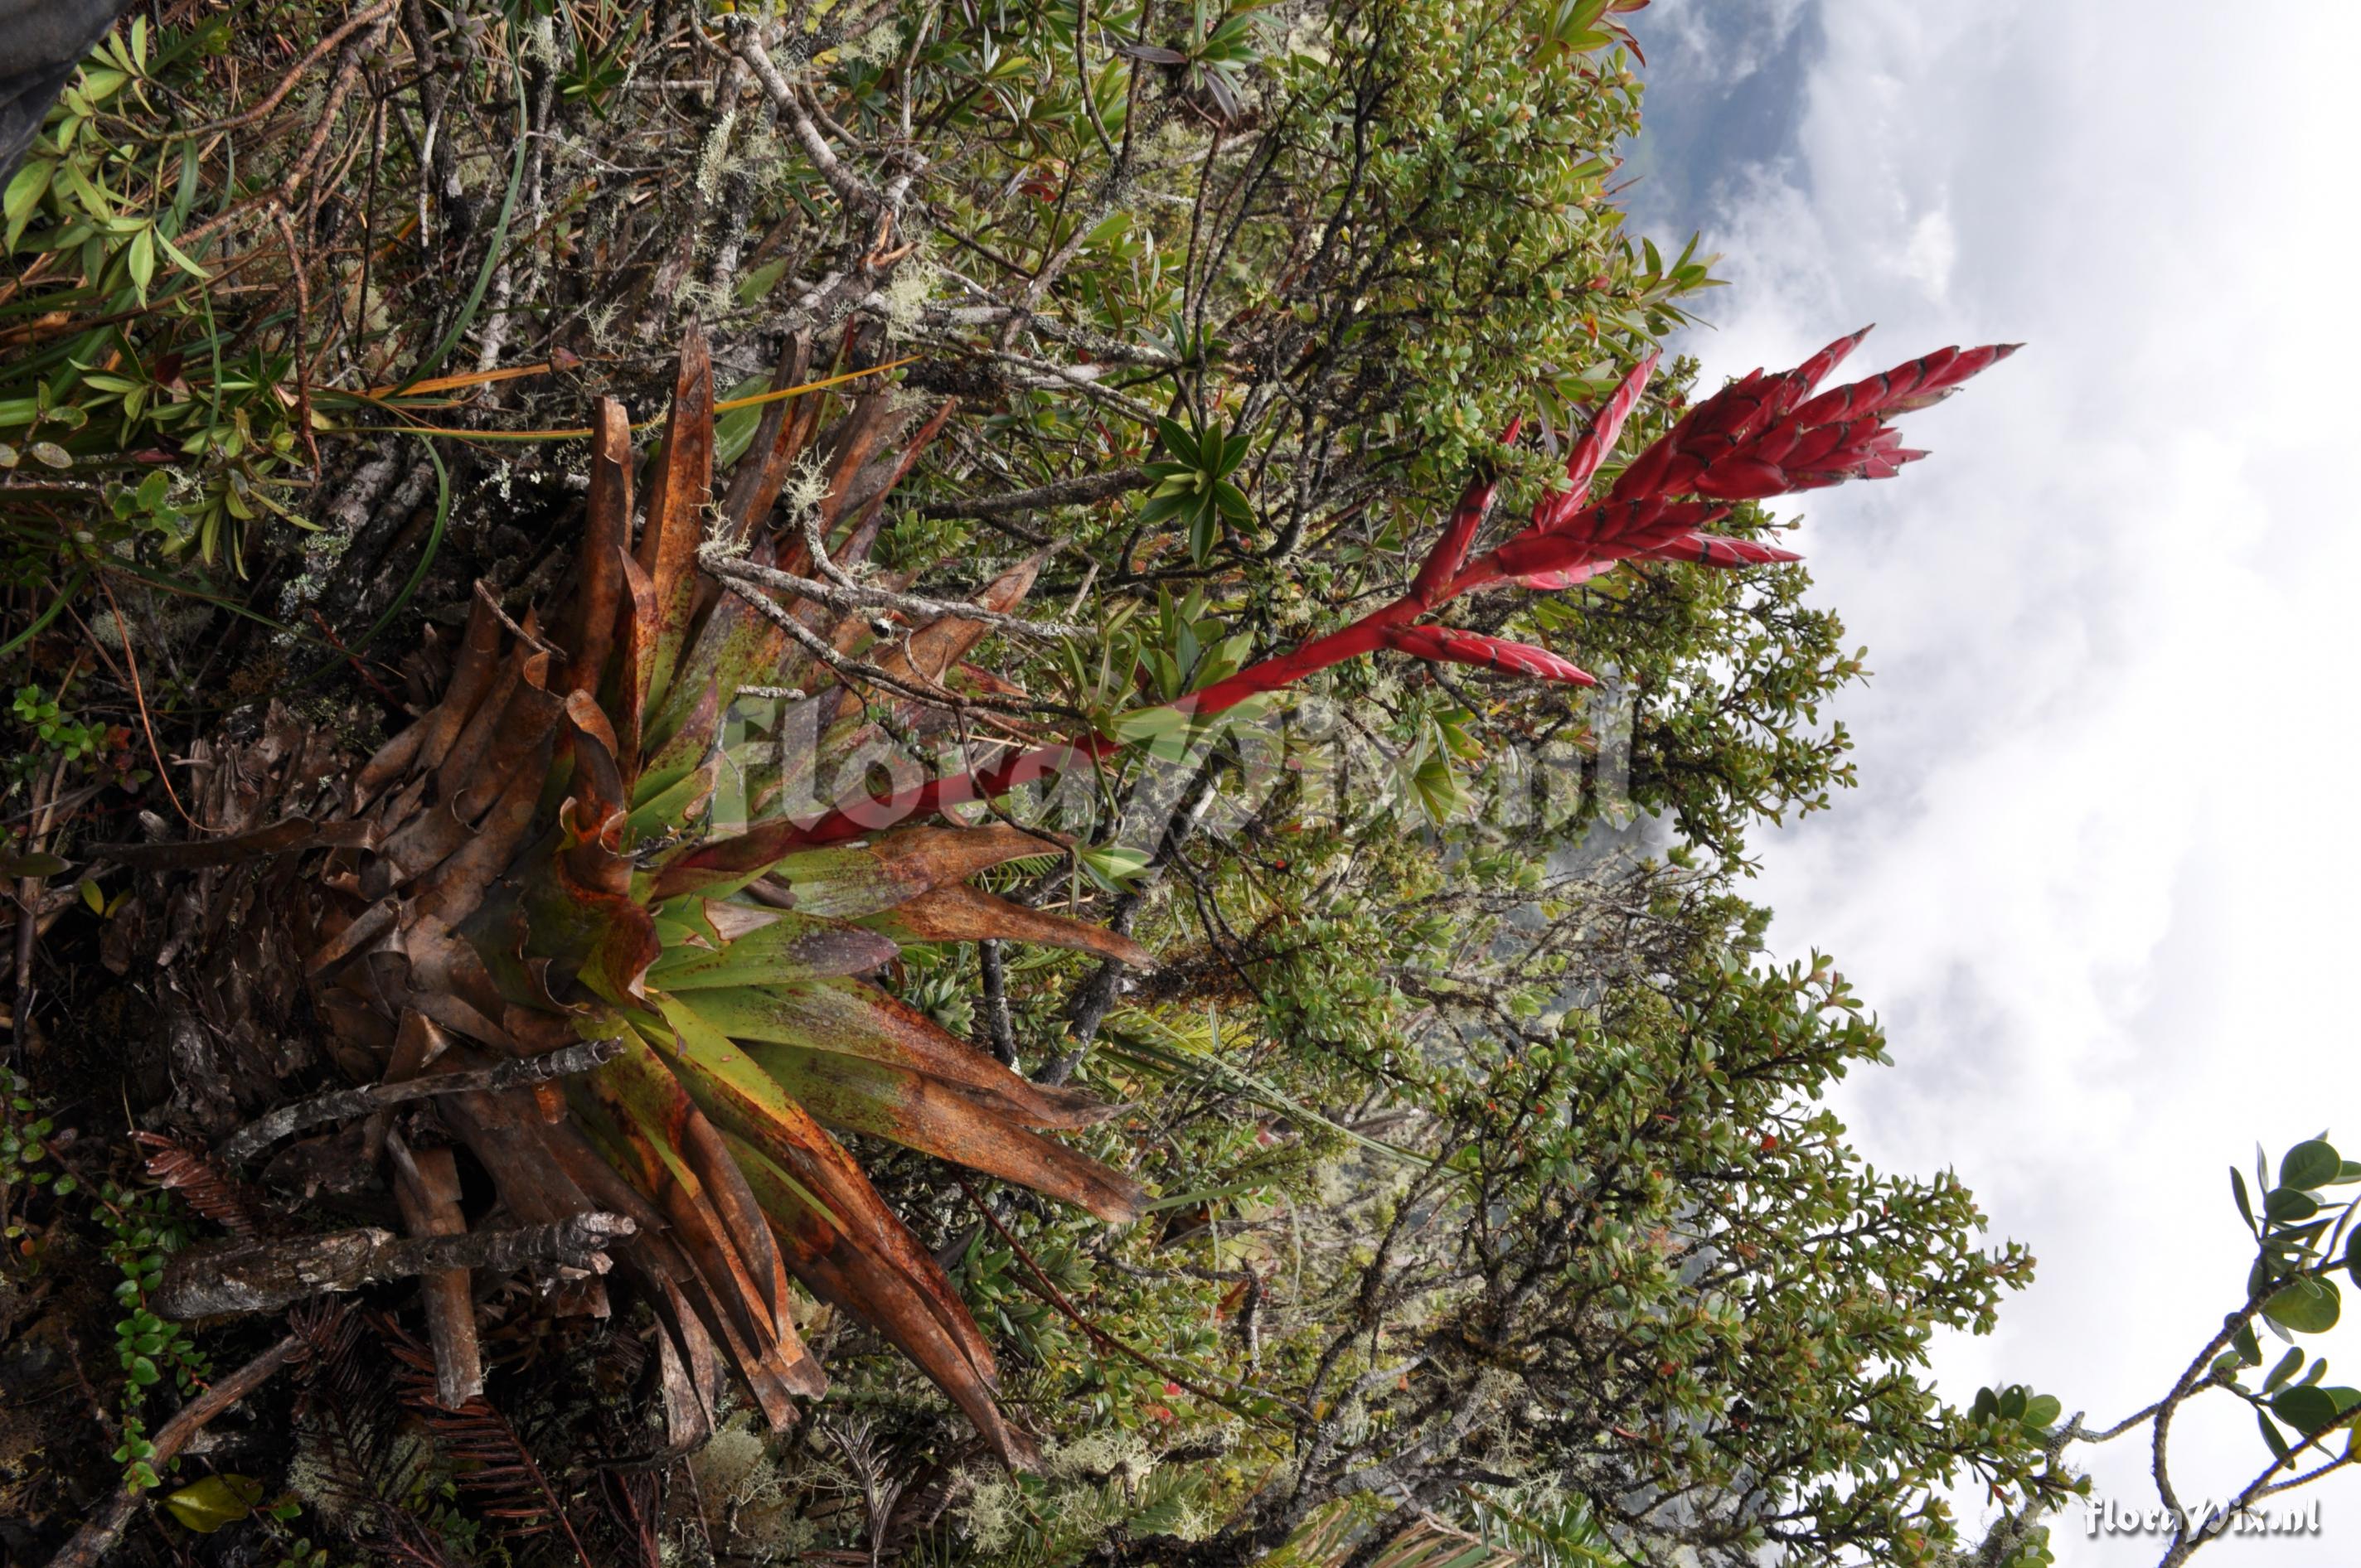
2083 1497 2324 1540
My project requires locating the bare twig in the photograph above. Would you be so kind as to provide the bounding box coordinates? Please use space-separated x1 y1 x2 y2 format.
472 578 565 659
915 465 1156 522
155 1212 637 1319
10 753 67 1039
97 573 199 831
701 544 1086 640
730 24 893 216
977 938 1016 1066
219 1038 623 1164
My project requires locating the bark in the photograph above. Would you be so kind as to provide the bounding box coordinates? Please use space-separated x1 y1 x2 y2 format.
154 1212 635 1319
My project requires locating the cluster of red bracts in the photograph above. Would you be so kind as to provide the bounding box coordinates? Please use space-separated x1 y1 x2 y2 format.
1378 325 2019 689
781 326 2015 848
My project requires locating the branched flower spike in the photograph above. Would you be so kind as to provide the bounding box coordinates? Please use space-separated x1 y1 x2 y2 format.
750 327 2017 849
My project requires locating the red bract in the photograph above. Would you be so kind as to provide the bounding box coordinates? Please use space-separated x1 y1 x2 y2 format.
760 327 2014 848
1530 351 1659 536
1408 414 1523 607
1610 331 2016 502
1382 625 1597 686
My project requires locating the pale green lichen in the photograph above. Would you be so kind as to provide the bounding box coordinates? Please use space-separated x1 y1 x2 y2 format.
696 109 740 201
879 256 942 340
838 20 906 68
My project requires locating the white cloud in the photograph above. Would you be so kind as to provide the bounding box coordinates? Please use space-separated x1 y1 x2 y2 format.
1656 2 2361 1561
1893 207 1955 299
1641 0 1811 85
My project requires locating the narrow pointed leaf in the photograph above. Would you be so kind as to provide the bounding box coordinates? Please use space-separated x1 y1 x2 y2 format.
637 327 715 713
744 1040 1145 1223
866 882 1157 969
646 908 899 990
677 979 1121 1130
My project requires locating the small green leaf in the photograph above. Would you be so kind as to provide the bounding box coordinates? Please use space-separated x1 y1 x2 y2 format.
2259 1408 2294 1465
735 254 793 306
153 227 211 281
1156 416 1202 470
2233 1166 2256 1230
126 225 155 299
2265 1276 2341 1335
2 160 50 230
2272 1384 2344 1437
1079 844 1153 893
2021 1394 2062 1430
1112 705 1192 748
2282 1140 2342 1193
2265 1347 2304 1392
2266 1187 2320 1224
161 1472 264 1532
1211 477 1252 525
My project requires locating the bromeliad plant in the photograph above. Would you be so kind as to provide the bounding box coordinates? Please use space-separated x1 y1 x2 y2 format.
110 328 1152 1469
110 322 2007 1469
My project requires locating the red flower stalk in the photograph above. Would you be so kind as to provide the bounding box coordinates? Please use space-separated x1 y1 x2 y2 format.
686 327 2015 860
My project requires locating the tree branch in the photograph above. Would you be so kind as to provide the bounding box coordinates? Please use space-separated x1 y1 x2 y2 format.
156 1213 637 1319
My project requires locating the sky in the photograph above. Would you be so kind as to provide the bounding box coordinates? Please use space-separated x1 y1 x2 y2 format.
1623 2 2361 1561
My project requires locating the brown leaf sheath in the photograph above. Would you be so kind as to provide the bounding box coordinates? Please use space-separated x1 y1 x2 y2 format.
719 331 815 539
749 1042 1144 1222
352 719 425 811
94 816 377 869
676 1101 816 1379
869 882 1156 970
564 398 634 699
452 657 567 823
659 1036 998 1384
387 1139 483 1409
418 592 506 772
432 638 527 806
411 732 557 929
807 390 904 537
636 325 715 713
586 1043 822 1409
580 1081 808 1429
612 549 659 774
